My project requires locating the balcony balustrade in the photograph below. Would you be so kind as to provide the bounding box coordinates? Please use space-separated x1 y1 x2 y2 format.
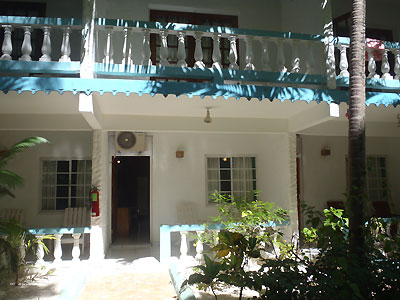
0 16 399 96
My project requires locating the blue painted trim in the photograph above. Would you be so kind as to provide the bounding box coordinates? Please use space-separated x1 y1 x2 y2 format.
335 36 400 49
96 18 324 41
160 222 289 264
337 76 400 91
169 257 196 300
95 63 328 86
0 61 80 74
29 227 91 235
0 16 82 26
0 77 399 107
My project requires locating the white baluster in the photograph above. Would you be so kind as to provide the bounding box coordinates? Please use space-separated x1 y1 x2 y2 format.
338 44 349 77
276 39 287 73
19 26 32 61
228 35 239 70
195 231 204 264
127 28 134 67
194 32 205 68
1 25 13 60
367 47 378 78
39 26 51 62
53 234 63 263
177 31 187 67
381 49 393 79
159 29 169 66
121 27 129 65
102 27 113 65
394 49 400 80
35 235 45 265
304 41 315 74
261 38 271 72
212 33 222 70
72 233 81 261
141 29 152 66
290 40 301 73
180 231 188 260
244 36 255 71
59 27 71 62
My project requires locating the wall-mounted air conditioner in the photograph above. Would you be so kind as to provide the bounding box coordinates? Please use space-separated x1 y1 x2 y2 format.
115 131 145 153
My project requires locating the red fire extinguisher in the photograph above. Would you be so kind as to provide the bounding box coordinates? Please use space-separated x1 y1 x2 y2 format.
90 187 100 217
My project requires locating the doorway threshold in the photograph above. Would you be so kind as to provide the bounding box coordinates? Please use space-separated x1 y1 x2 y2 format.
111 237 151 249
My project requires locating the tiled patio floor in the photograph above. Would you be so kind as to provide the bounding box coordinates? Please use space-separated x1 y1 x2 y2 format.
1 244 177 300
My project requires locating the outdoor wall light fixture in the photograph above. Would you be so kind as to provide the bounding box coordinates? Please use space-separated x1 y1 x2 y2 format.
204 108 212 123
397 114 400 127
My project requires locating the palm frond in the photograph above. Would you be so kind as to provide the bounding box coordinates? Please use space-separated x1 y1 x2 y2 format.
0 170 24 188
0 185 15 197
0 137 49 168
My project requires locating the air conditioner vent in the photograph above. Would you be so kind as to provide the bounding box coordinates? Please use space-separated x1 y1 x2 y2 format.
115 131 145 152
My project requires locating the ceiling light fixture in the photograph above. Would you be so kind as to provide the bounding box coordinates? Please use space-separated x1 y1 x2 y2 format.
204 107 212 123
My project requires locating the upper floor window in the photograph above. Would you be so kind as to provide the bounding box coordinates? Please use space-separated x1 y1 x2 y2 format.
41 159 92 211
206 156 256 203
150 10 238 68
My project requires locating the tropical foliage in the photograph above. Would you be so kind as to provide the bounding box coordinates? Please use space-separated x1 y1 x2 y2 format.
183 194 400 299
0 136 49 198
0 220 51 286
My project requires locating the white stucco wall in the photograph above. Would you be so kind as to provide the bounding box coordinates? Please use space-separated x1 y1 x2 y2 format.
150 132 293 242
0 130 93 228
301 135 400 217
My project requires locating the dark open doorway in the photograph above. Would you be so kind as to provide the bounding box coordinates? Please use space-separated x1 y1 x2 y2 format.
112 156 150 244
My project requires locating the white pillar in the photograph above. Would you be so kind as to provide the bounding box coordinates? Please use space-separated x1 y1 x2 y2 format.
367 47 378 79
338 44 349 77
159 29 169 66
394 49 400 80
0 25 13 60
194 32 205 68
39 26 52 62
141 29 152 66
72 233 81 261
212 33 222 70
261 38 271 72
19 26 32 61
180 231 188 260
381 49 393 79
177 31 187 67
103 26 113 65
121 27 129 65
35 235 45 265
89 130 108 261
195 231 204 264
244 36 255 71
276 39 287 73
54 234 63 263
290 40 301 73
59 27 71 62
228 35 239 70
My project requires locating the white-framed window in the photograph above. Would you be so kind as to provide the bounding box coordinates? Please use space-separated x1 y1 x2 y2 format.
206 156 256 203
41 159 92 211
366 156 389 202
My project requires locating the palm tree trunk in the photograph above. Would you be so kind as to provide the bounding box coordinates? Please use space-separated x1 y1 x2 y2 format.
348 0 367 257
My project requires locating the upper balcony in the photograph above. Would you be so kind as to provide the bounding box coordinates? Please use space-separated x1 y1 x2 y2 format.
0 14 399 107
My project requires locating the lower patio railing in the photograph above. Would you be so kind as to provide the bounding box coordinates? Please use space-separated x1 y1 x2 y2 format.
29 227 90 264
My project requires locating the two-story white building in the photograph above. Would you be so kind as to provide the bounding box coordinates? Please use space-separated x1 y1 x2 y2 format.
0 0 399 260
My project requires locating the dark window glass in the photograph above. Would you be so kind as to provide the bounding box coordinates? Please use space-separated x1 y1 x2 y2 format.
220 170 231 180
71 160 78 172
220 181 231 192
57 161 69 172
56 198 68 210
56 186 69 197
57 174 69 185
